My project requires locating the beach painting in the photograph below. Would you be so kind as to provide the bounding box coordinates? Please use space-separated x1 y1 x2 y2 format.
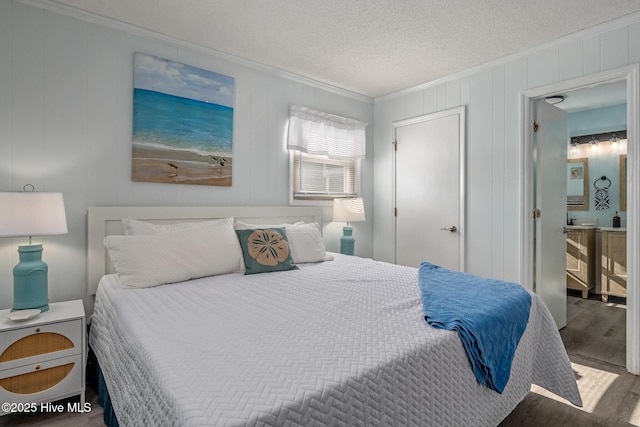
132 53 234 186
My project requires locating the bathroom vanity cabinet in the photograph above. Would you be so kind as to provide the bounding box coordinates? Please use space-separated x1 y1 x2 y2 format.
566 227 596 299
599 229 627 302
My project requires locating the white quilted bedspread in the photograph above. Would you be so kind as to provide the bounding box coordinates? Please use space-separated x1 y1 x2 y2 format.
89 254 581 426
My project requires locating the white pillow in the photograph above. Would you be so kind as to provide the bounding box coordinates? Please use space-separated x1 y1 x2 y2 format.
284 222 333 263
104 219 243 288
233 220 304 230
122 217 233 235
235 221 332 263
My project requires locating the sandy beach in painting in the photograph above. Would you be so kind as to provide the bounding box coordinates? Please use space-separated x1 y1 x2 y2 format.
132 144 232 186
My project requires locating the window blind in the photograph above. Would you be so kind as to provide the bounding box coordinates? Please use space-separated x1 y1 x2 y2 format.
292 151 357 198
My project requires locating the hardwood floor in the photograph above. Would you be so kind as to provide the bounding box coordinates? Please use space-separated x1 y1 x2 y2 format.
501 292 637 426
563 293 627 367
2 292 636 426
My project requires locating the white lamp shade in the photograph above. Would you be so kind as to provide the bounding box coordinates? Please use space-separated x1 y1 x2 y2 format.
0 192 68 237
333 197 366 222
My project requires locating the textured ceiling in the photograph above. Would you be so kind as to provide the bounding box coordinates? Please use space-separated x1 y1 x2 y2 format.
48 0 640 98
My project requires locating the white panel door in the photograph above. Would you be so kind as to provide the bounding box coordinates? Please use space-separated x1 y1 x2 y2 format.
535 100 568 329
394 107 465 271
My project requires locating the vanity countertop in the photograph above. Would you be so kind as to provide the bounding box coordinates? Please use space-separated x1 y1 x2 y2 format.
598 227 627 232
565 225 627 231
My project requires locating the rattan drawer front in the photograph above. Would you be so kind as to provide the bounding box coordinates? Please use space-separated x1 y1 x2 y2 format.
0 354 83 411
0 320 82 371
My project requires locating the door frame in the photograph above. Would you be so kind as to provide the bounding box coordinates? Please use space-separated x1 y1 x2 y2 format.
392 105 467 270
520 64 640 374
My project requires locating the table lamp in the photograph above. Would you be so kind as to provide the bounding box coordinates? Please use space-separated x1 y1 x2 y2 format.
333 197 365 255
0 190 68 312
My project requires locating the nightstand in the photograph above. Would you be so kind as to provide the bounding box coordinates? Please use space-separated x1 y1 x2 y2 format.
0 300 85 415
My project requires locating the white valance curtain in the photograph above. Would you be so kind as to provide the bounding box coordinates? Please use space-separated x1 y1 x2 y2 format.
287 105 367 160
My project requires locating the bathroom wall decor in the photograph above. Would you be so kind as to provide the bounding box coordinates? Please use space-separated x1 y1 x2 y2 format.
594 176 611 210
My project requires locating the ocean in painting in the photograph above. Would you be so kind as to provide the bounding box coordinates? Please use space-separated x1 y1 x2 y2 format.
132 88 234 186
133 88 233 157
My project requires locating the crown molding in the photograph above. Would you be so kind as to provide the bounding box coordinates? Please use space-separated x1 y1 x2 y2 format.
18 0 374 104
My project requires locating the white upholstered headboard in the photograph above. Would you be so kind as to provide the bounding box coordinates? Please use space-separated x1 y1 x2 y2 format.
87 206 324 299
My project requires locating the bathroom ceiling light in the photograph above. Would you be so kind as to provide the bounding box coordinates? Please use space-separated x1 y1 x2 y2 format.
545 95 565 105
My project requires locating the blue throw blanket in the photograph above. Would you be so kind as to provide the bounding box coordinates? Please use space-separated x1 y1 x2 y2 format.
418 262 531 393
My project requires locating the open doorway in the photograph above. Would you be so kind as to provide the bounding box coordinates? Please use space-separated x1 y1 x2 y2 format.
521 64 639 374
554 81 628 367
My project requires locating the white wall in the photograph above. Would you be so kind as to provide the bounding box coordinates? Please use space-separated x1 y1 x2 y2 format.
0 1 374 310
373 16 640 283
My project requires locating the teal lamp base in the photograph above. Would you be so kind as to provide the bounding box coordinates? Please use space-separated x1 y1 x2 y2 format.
12 244 49 312
340 226 355 256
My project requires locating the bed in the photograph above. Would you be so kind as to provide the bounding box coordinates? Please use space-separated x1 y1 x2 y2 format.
87 206 581 426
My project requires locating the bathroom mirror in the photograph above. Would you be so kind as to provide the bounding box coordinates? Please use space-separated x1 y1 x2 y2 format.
567 157 589 211
620 154 627 212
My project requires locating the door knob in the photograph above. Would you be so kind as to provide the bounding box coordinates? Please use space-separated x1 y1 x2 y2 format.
441 226 457 232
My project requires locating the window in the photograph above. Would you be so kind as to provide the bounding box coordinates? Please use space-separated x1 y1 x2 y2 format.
291 151 358 199
287 105 366 202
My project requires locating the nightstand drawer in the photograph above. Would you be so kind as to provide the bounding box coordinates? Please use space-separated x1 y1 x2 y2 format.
0 319 83 371
0 300 86 416
0 353 83 413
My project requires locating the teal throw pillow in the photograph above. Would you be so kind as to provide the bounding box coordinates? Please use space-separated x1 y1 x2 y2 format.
235 228 298 275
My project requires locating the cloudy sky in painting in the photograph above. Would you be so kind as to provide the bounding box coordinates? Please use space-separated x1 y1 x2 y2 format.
133 53 235 108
